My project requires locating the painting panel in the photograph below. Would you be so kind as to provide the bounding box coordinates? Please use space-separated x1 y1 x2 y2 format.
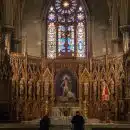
55 69 77 102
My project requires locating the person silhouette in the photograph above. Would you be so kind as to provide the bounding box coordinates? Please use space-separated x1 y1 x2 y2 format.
71 111 85 130
40 113 50 130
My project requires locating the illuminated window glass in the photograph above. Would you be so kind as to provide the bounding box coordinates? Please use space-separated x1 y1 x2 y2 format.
47 1 87 59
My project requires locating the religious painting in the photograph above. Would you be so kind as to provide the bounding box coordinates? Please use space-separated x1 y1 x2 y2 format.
55 69 77 102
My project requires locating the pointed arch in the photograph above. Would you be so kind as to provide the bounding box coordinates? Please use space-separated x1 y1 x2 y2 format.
43 67 53 82
41 0 90 19
80 68 91 83
41 0 91 59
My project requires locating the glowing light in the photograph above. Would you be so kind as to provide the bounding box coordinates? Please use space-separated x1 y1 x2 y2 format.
50 6 54 11
63 1 69 7
79 6 82 11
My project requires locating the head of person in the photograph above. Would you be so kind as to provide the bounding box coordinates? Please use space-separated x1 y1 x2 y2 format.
44 112 49 117
76 111 80 116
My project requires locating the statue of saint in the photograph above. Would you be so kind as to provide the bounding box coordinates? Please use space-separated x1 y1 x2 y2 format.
28 78 33 97
20 78 25 97
84 82 89 96
93 81 97 101
110 79 114 95
101 80 110 101
36 80 41 96
61 77 69 96
60 75 75 100
44 78 49 96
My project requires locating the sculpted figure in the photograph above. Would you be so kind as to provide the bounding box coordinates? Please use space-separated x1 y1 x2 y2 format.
36 80 41 96
110 79 115 95
20 78 25 96
93 81 97 100
28 78 33 96
44 78 49 96
12 77 16 97
101 80 110 101
84 82 89 96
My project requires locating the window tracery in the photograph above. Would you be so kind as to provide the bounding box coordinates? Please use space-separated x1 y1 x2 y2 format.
47 0 87 59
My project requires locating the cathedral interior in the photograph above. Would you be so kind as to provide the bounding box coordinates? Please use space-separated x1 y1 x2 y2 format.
0 0 130 127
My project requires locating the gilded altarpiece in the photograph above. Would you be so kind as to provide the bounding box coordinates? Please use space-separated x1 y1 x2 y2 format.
10 53 125 121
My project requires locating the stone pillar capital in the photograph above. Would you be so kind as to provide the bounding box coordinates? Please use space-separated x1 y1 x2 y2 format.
111 38 122 44
120 25 130 33
2 25 14 33
13 39 21 44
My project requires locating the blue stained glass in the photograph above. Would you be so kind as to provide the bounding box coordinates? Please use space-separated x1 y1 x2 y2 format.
77 22 85 57
58 25 75 56
78 41 83 50
48 6 56 22
48 13 56 22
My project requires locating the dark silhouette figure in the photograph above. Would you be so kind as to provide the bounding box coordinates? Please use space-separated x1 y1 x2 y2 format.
71 111 85 130
40 113 50 130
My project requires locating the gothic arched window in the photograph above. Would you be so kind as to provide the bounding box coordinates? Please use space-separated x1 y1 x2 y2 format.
47 0 87 59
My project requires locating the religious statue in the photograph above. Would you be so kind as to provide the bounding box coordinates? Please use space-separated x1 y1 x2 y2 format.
44 78 49 96
28 78 33 97
19 78 25 97
109 79 115 96
84 82 89 96
93 81 97 101
61 76 70 96
101 80 110 101
36 80 41 97
60 75 75 100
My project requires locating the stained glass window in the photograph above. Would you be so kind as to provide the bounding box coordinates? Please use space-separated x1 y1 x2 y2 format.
47 6 56 58
55 0 77 15
57 26 75 57
77 22 85 57
76 6 86 57
47 1 87 59
47 23 56 58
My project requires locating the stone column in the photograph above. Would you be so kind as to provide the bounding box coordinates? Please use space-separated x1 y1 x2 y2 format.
119 0 128 26
119 0 128 52
119 0 129 53
121 25 130 121
111 0 119 54
13 0 23 53
41 18 46 57
1 0 17 53
22 33 27 56
91 16 95 57
119 0 130 121
0 0 16 121
120 25 130 53
107 0 112 54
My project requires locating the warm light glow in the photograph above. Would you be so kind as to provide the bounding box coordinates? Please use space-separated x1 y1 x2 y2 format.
50 6 54 11
63 1 69 7
79 6 82 11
